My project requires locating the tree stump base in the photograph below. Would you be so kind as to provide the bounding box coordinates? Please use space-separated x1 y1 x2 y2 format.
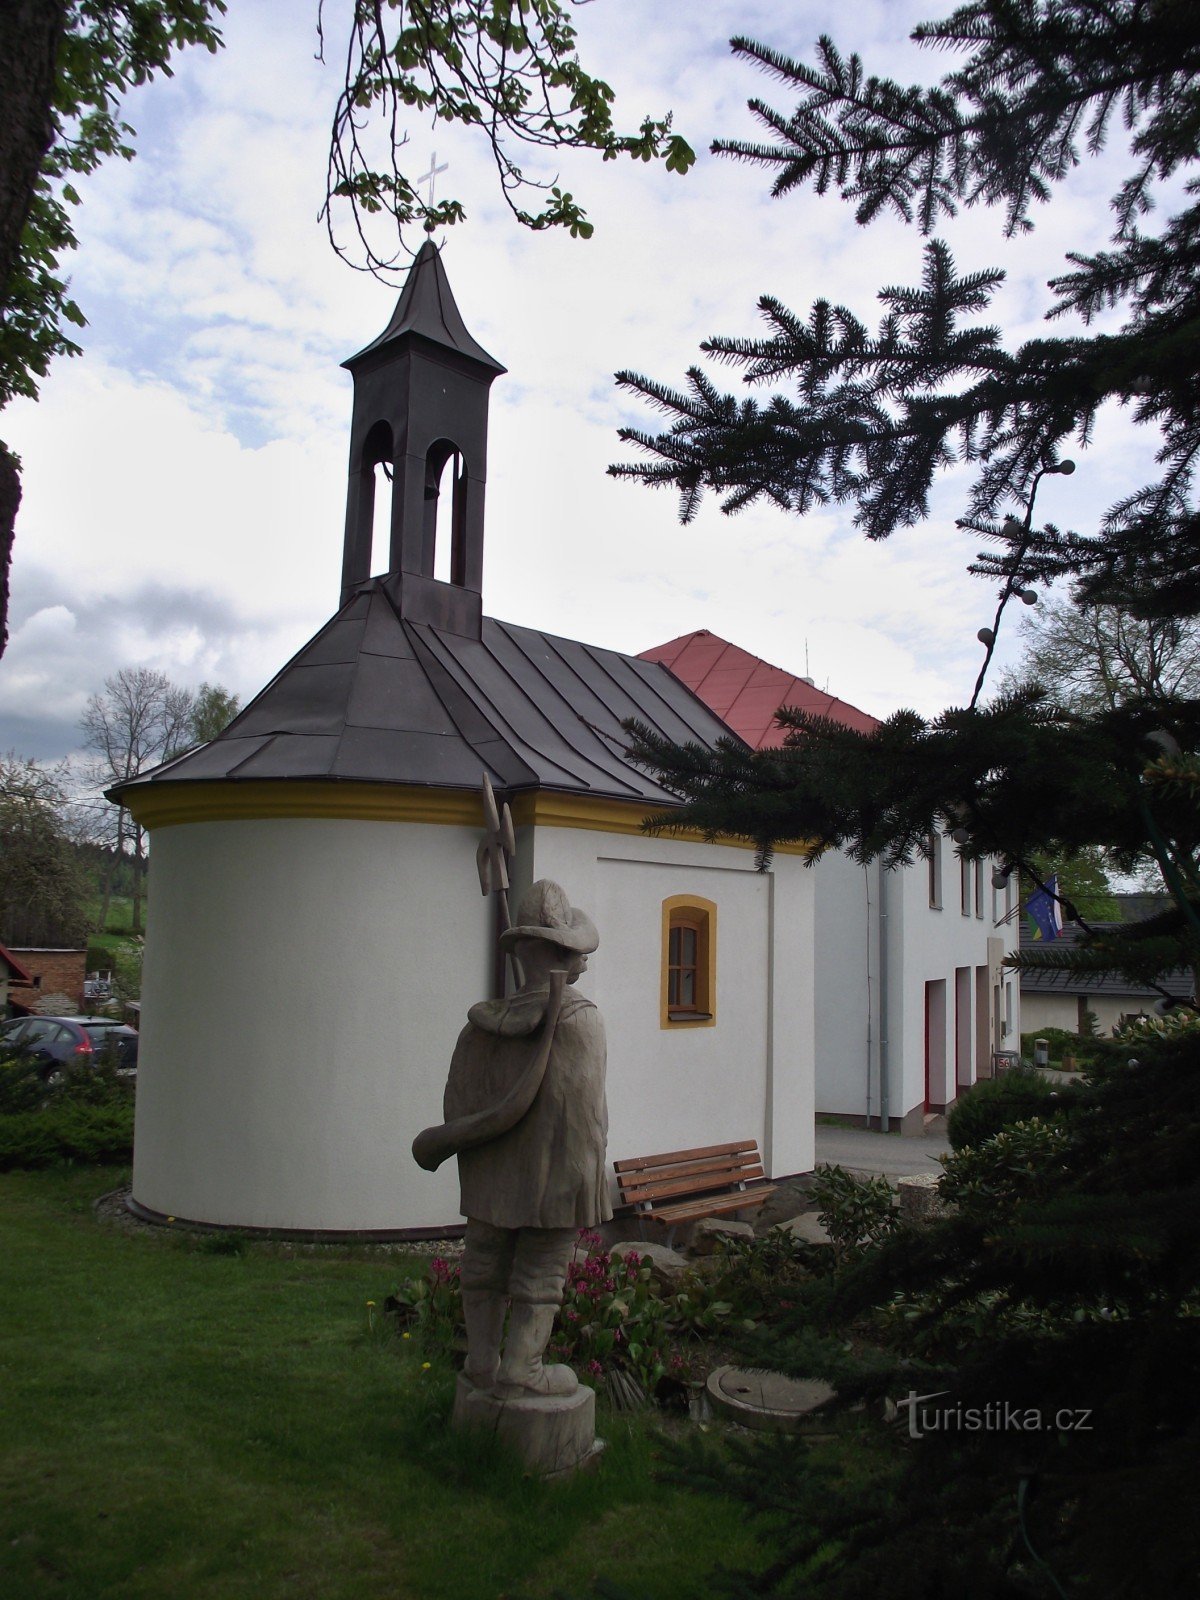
451 1374 604 1478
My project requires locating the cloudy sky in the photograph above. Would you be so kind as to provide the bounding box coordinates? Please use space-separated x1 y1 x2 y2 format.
0 0 1160 764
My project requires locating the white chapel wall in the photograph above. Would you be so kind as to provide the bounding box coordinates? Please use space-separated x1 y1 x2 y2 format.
518 826 817 1186
135 815 488 1232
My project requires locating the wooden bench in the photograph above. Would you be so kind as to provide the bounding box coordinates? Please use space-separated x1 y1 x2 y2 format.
613 1140 776 1236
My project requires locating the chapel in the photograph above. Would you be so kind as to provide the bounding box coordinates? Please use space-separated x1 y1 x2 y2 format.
113 244 817 1234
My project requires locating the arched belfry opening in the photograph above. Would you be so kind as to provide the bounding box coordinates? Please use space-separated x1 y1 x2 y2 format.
424 438 467 586
339 242 506 637
355 419 395 579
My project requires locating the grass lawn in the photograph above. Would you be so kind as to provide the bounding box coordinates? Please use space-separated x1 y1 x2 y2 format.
84 896 139 939
0 1167 764 1600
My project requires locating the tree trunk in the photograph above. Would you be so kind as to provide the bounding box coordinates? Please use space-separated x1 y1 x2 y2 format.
132 821 145 935
0 0 66 656
96 851 113 934
0 1 62 301
0 443 17 658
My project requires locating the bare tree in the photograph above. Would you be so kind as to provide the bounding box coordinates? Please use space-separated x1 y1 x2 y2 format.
0 751 89 946
81 669 195 935
1000 600 1200 715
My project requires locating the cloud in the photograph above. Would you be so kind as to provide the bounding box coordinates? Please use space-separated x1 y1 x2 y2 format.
0 0 1174 767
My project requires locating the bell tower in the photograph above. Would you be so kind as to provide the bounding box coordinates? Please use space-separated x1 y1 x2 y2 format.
340 241 506 635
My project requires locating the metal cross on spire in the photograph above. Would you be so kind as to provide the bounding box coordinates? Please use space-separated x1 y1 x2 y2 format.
417 151 449 207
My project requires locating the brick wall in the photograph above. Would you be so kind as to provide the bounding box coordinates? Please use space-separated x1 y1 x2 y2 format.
8 949 88 1013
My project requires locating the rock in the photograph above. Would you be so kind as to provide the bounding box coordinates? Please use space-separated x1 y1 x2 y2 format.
687 1216 756 1256
896 1172 948 1223
609 1239 690 1289
779 1212 832 1246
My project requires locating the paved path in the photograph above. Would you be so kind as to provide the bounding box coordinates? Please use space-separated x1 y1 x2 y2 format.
814 1123 949 1180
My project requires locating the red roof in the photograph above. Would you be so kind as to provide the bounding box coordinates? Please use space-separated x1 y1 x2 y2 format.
0 942 35 984
638 630 879 749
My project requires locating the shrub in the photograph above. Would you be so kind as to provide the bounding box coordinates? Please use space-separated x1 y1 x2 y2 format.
1019 1025 1087 1062
0 1101 134 1169
384 1255 463 1350
946 1067 1063 1150
381 1230 745 1407
1115 1007 1200 1043
54 1055 134 1107
938 1117 1071 1216
0 1052 55 1114
550 1231 674 1396
809 1163 898 1264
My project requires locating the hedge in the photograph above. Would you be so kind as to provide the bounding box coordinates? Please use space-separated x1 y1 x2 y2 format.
0 1102 134 1170
947 1068 1065 1151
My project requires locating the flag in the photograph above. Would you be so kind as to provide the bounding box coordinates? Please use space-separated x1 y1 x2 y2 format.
1026 875 1063 941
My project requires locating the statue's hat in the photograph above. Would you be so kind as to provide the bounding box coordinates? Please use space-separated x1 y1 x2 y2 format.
499 879 598 954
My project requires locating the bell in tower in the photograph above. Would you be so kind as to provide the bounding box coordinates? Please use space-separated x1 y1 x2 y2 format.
340 241 507 637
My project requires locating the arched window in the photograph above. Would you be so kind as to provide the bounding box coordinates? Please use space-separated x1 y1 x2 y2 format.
661 895 717 1027
423 439 466 585
360 420 394 578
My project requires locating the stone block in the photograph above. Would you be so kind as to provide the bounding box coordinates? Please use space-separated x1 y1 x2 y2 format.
451 1374 603 1478
896 1172 948 1223
609 1238 690 1289
687 1216 755 1255
779 1211 832 1246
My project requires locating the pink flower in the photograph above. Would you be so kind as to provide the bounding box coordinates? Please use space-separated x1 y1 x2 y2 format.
588 1359 604 1377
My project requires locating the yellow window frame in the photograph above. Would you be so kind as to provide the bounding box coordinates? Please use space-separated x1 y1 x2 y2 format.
660 894 717 1028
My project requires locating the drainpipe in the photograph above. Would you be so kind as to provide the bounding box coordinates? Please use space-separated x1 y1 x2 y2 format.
864 865 873 1126
878 859 891 1132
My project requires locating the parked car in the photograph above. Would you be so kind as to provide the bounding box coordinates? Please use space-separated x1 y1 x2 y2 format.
0 1015 139 1077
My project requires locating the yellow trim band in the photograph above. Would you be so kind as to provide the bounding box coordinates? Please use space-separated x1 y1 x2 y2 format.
124 781 483 831
127 779 812 854
510 791 810 854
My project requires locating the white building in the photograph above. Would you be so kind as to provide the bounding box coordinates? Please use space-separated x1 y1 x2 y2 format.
638 632 1022 1133
115 244 1015 1237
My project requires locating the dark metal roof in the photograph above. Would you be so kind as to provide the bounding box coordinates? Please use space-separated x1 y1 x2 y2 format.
343 240 505 375
1018 901 1192 999
114 577 741 806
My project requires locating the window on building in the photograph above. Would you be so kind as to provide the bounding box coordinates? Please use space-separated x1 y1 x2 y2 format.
960 854 971 915
928 833 943 909
661 895 716 1026
974 858 984 919
668 921 700 1006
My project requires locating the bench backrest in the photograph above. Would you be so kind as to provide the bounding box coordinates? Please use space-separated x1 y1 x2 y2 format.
613 1139 765 1210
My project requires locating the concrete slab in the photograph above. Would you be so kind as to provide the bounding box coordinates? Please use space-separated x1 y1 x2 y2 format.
814 1123 949 1181
706 1365 836 1432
